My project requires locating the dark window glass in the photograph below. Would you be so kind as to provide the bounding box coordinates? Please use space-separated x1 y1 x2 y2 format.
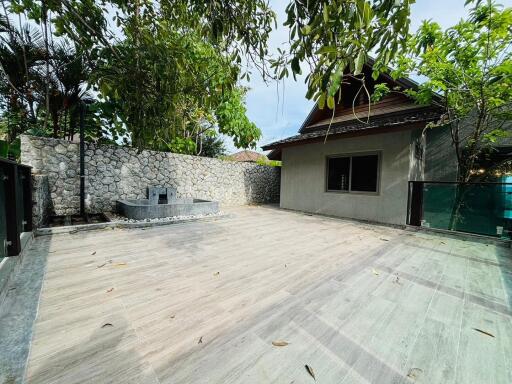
327 157 350 191
351 155 379 192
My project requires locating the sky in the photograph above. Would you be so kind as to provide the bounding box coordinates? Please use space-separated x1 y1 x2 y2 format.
236 0 512 154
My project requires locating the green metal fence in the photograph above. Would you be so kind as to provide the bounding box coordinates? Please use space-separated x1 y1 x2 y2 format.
0 158 32 258
408 181 512 240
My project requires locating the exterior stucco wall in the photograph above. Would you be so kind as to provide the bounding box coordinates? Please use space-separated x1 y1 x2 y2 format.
424 126 458 181
279 130 412 226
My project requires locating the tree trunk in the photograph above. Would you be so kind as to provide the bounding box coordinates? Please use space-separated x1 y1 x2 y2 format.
448 184 466 231
52 108 60 138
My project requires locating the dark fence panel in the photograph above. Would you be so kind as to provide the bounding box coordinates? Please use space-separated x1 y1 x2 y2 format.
407 181 512 240
0 158 32 257
0 165 6 259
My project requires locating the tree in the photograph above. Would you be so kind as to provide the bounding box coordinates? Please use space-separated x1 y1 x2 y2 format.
93 22 260 154
0 12 103 147
388 0 512 182
271 0 414 110
198 135 226 158
380 0 512 230
48 40 92 140
5 0 272 152
0 21 44 142
4 0 446 153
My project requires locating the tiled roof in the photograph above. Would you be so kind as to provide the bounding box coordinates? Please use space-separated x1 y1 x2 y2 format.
227 150 268 162
261 108 441 150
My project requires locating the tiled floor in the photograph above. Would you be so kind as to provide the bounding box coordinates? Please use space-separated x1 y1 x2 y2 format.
14 206 512 383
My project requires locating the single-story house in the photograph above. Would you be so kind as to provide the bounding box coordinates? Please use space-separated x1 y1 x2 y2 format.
262 63 447 226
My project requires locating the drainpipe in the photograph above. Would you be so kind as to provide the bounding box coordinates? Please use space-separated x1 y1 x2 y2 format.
79 102 86 217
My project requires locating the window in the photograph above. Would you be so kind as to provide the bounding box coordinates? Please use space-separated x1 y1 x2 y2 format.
327 157 350 191
326 153 380 193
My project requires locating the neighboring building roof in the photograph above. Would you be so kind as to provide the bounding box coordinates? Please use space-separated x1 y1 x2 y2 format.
227 150 268 162
261 60 443 160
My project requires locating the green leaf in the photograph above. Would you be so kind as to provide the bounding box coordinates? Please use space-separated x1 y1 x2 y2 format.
323 6 329 23
354 50 365 75
328 64 344 96
291 57 301 75
301 25 312 35
315 46 338 55
318 93 326 109
327 95 335 109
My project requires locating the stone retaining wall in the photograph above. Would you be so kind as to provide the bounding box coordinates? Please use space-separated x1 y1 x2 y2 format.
32 175 52 228
21 135 280 217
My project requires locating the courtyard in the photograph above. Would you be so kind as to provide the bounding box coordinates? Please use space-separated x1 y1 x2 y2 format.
7 206 512 383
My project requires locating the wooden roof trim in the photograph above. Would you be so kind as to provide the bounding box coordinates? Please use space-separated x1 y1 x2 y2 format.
298 60 442 134
305 104 429 130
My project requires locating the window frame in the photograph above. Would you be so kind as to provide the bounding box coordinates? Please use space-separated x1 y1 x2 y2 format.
325 151 382 195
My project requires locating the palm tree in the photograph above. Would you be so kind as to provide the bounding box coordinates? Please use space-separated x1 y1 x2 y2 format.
1 16 93 142
48 40 91 139
0 20 45 141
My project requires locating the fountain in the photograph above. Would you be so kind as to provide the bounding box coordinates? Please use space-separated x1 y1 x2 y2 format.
116 186 219 220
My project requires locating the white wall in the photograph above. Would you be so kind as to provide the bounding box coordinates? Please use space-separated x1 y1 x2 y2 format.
280 130 412 226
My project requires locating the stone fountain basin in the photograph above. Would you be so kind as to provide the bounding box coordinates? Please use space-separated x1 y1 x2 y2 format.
116 198 219 220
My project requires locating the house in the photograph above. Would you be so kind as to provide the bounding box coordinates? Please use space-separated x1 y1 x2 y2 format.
227 150 268 163
262 64 445 226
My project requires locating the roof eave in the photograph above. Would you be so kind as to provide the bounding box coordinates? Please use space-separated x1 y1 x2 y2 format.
261 119 435 152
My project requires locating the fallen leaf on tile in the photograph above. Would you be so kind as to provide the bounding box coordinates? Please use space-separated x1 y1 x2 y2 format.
305 364 316 381
101 323 113 328
473 328 495 338
113 262 127 267
272 341 289 347
406 367 423 379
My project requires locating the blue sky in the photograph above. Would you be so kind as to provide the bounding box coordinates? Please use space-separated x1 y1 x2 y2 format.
235 0 512 154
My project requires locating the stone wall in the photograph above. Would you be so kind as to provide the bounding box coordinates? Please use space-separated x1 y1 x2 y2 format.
32 175 52 227
21 135 280 216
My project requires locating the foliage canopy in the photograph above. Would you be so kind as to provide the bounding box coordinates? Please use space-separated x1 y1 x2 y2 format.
386 0 512 181
2 0 276 154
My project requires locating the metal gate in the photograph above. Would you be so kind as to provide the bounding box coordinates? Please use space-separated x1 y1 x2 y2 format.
0 158 32 257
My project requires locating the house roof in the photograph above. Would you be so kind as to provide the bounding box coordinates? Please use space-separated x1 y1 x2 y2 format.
227 150 268 162
262 108 440 151
261 60 443 160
